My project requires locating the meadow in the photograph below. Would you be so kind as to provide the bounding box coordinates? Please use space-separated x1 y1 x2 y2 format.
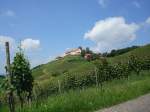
16 71 150 112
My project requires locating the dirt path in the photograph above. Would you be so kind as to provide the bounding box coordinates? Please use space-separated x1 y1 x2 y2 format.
43 69 48 75
96 93 150 112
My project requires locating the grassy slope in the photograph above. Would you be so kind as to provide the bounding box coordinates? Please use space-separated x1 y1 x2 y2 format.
32 55 95 80
108 44 150 64
17 71 150 112
31 44 150 91
33 44 150 81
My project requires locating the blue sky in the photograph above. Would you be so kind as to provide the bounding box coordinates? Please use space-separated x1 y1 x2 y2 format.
0 0 150 74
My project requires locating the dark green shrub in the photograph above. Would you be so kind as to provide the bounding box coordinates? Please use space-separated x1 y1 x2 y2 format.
128 55 142 75
51 72 60 77
141 56 150 70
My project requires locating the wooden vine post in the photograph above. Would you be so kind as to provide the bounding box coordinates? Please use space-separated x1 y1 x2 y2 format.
95 67 98 87
5 42 15 112
58 80 61 94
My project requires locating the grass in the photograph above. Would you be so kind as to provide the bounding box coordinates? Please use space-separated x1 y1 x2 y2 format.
31 44 150 91
16 71 150 112
32 55 96 89
0 105 9 112
108 44 150 64
1 44 150 112
32 55 95 80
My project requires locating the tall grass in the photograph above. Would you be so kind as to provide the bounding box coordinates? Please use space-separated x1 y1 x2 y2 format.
0 105 9 112
17 71 150 112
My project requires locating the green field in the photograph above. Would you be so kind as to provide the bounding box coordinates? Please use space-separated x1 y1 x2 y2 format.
17 71 150 112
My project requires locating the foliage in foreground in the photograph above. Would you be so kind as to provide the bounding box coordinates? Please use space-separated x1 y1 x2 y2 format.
0 50 34 111
17 71 150 112
11 52 34 107
1 46 150 112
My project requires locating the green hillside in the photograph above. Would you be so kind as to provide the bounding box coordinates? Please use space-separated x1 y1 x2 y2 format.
33 44 150 81
1 44 150 112
32 55 95 80
31 44 150 95
108 44 150 64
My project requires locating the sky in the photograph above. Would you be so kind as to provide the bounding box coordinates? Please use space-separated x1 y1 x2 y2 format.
0 0 150 74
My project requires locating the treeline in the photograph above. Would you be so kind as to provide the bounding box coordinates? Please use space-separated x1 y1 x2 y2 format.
79 47 101 61
34 55 150 100
102 46 139 57
79 46 139 60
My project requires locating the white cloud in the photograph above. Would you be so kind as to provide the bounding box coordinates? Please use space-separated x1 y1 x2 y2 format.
0 36 41 73
0 10 15 17
98 0 107 8
84 17 140 52
145 17 150 25
21 38 40 50
0 35 15 50
133 1 141 8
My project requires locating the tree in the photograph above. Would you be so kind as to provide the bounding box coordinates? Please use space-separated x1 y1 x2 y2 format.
81 49 86 57
78 46 82 51
93 59 109 88
11 51 34 108
92 53 101 60
128 55 142 75
85 47 90 54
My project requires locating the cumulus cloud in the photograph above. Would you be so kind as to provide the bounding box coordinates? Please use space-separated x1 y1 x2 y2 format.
98 0 107 8
21 38 40 50
133 1 141 8
0 35 15 50
84 17 140 52
0 10 15 17
146 17 150 25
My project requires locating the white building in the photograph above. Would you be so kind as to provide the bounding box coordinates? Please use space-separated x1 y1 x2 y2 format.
64 48 81 56
56 48 82 60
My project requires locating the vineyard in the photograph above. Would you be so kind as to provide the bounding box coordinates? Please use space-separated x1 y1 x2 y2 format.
30 55 150 99
0 44 150 112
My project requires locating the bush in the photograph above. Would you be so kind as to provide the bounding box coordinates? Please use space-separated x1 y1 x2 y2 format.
32 55 150 99
141 56 150 70
128 55 142 75
51 72 60 77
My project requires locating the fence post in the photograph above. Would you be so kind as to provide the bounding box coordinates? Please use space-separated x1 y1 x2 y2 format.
58 80 61 94
95 67 98 87
5 42 15 112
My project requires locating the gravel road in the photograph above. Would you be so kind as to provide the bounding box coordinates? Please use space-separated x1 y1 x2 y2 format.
96 93 150 112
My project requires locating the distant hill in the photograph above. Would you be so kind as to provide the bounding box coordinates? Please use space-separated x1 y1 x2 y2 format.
103 46 139 57
108 44 150 64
